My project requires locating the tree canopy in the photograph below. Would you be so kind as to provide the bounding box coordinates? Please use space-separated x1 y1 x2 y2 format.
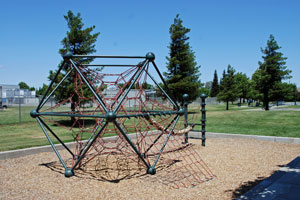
234 72 250 103
59 11 100 56
18 82 30 90
47 10 100 122
217 65 237 110
164 14 201 104
252 34 291 110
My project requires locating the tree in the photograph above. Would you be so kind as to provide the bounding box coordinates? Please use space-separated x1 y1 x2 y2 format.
252 34 291 110
48 10 100 122
164 14 201 104
36 83 48 97
248 79 263 105
270 82 295 104
18 82 30 90
217 65 237 110
210 70 219 97
234 72 250 104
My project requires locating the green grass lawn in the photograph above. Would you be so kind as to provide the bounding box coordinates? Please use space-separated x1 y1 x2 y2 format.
190 103 300 137
0 104 299 151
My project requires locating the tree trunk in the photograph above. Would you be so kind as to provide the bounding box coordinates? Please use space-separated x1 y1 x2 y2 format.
265 101 269 110
226 100 229 110
264 91 269 111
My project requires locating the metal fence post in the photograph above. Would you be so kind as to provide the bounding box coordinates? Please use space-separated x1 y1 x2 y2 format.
183 94 189 144
19 92 21 124
200 93 207 146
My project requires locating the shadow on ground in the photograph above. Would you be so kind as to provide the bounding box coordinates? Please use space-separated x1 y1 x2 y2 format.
225 173 276 199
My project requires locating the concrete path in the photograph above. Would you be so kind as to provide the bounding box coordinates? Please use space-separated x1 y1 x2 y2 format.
238 156 300 200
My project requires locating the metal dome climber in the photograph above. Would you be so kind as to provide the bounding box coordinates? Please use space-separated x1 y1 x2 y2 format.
31 51 215 188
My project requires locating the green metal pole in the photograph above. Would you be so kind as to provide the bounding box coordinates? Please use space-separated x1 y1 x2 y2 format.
70 59 108 113
19 94 21 124
114 120 150 168
200 93 207 146
150 115 180 174
39 118 74 158
71 122 108 172
151 60 179 109
113 60 149 112
145 70 179 109
36 117 67 169
37 61 66 111
39 69 72 110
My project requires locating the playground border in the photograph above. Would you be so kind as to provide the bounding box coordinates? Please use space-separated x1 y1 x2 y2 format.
1 132 300 160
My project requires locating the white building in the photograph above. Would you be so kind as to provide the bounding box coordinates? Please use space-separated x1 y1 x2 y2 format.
0 84 37 105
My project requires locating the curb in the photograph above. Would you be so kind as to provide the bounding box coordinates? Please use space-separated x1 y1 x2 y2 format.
1 132 300 160
190 132 300 144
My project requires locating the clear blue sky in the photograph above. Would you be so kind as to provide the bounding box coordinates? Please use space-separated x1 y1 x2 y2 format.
0 0 299 88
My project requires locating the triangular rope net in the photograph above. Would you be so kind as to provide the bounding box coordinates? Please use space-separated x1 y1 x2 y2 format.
32 52 215 188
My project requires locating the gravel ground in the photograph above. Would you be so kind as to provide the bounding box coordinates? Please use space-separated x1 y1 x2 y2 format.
1 137 299 200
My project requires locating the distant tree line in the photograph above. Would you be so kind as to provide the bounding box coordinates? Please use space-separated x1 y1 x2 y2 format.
28 12 299 112
208 34 296 110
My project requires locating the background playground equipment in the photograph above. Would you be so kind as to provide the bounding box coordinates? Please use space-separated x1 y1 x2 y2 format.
30 52 215 188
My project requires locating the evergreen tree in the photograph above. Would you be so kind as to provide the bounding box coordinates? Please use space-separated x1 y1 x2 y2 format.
217 65 237 110
48 10 100 122
252 34 291 110
165 14 201 103
270 82 295 104
18 82 30 90
210 70 219 97
235 72 250 104
36 84 48 97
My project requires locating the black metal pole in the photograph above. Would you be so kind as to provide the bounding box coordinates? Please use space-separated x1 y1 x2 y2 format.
183 94 189 144
200 93 207 146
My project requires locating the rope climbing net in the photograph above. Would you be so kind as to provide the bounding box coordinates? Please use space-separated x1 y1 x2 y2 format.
31 52 215 188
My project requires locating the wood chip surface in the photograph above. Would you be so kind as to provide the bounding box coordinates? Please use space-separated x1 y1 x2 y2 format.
1 138 299 200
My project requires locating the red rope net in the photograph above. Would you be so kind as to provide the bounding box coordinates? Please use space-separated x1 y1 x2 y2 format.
38 60 215 188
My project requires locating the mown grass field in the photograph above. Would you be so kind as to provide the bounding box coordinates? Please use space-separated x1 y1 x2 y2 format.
0 104 299 151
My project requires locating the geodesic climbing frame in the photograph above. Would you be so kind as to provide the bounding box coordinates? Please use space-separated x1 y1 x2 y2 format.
30 52 215 188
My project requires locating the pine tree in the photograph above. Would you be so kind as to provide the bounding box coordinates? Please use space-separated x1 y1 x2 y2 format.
48 10 100 122
252 34 291 110
58 11 100 56
165 14 201 104
217 65 237 110
210 70 219 97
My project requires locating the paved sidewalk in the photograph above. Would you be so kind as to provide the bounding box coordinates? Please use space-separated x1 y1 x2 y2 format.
238 156 300 200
